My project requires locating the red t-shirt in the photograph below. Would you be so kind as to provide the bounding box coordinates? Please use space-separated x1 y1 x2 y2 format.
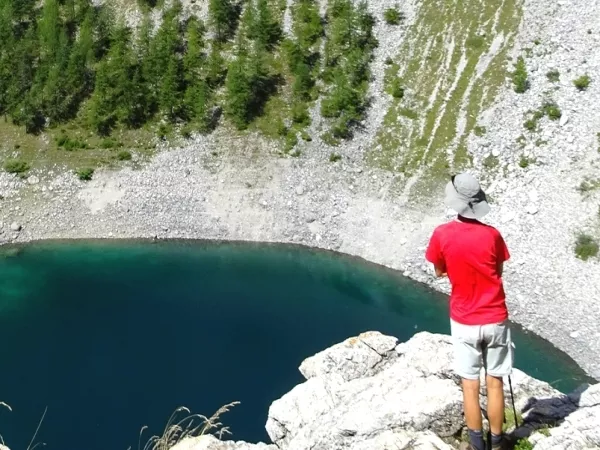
425 218 510 325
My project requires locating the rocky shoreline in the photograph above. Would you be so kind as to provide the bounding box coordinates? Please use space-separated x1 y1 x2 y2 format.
176 332 600 449
1 0 600 383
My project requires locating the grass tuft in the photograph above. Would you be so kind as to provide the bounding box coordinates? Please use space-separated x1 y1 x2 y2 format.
3 159 30 175
132 402 240 450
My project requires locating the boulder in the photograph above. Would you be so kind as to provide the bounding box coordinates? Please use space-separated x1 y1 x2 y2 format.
168 332 600 450
266 332 464 449
9 222 21 232
171 435 276 450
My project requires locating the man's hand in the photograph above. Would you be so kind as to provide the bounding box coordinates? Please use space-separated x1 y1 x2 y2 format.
434 263 447 278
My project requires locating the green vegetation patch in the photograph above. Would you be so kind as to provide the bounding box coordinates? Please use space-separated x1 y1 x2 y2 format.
367 0 522 197
573 74 591 91
577 177 600 193
384 6 404 25
546 69 560 82
320 0 378 139
512 56 529 93
76 167 94 181
575 233 599 261
3 159 30 175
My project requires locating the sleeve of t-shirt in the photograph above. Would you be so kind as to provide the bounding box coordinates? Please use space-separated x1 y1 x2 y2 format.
425 229 445 268
495 231 510 262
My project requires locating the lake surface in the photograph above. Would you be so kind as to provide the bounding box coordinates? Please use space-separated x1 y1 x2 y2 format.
0 240 594 450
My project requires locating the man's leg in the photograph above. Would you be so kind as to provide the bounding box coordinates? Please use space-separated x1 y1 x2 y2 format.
484 321 515 449
451 320 485 450
462 377 482 429
486 374 505 435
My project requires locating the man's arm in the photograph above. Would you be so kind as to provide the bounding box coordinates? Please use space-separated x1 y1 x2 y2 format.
425 229 447 278
495 231 510 278
497 261 504 277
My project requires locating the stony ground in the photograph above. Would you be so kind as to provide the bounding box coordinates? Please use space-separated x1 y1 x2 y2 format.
1 0 600 380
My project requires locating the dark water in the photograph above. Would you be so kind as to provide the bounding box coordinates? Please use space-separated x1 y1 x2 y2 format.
0 240 594 450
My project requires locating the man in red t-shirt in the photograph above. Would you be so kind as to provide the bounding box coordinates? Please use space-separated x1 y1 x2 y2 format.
425 173 513 450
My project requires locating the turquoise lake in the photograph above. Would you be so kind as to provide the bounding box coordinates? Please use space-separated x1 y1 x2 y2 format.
0 240 594 450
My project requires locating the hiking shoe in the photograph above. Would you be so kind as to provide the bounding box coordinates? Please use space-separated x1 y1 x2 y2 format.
459 443 477 450
490 435 512 450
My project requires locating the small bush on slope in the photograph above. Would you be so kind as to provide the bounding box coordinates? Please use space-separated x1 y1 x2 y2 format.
383 6 404 25
573 74 591 91
512 56 529 93
575 233 599 261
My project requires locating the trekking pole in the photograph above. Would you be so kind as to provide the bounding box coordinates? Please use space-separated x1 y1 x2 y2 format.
508 375 519 428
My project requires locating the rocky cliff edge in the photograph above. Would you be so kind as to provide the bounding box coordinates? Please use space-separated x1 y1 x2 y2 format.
171 331 600 450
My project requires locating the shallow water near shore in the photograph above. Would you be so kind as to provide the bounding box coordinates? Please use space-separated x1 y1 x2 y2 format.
0 240 594 450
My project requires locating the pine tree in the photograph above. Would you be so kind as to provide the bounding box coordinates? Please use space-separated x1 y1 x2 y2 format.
61 11 96 119
42 27 71 123
0 0 15 115
183 17 205 80
183 17 211 128
11 0 36 21
159 55 183 121
224 45 252 129
205 43 227 88
251 0 281 49
209 0 237 42
6 25 39 126
38 0 61 62
145 2 183 119
88 25 146 134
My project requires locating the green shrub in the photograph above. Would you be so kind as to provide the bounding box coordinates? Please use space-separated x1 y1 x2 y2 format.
577 177 600 193
117 151 132 161
329 152 342 162
524 119 537 131
546 70 560 82
483 154 499 169
519 155 533 168
512 56 529 93
284 132 298 153
542 101 561 120
399 108 418 120
100 138 121 149
474 126 486 137
321 132 340 147
466 36 484 49
57 135 88 151
3 159 30 174
573 74 591 91
383 6 403 25
77 168 94 181
514 438 534 450
291 102 311 127
389 78 405 99
575 233 599 261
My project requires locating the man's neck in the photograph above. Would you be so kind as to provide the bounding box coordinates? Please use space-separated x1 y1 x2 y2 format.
455 215 481 224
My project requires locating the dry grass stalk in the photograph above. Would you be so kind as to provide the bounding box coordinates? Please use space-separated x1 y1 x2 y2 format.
0 402 47 450
133 401 241 450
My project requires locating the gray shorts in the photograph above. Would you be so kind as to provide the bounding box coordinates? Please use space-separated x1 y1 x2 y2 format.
450 319 514 380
